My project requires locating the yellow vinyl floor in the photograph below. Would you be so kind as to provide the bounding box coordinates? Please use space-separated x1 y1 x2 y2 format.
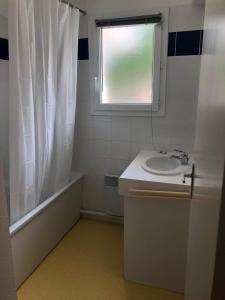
18 219 184 300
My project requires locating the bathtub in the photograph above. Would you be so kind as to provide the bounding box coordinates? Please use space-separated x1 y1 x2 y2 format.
9 172 83 288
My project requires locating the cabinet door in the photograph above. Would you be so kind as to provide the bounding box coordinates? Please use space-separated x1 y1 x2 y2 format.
124 195 189 293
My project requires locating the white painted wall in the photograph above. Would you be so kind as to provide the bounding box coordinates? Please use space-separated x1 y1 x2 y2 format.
73 2 205 213
185 0 225 299
0 16 9 194
0 0 7 17
86 0 197 14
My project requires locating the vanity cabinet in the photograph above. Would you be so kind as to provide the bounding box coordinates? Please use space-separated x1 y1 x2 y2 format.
119 150 192 293
124 193 190 293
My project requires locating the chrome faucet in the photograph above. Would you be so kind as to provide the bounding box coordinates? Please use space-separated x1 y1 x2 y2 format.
171 149 190 165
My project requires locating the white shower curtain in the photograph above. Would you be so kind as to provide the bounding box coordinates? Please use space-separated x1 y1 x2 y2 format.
8 0 79 224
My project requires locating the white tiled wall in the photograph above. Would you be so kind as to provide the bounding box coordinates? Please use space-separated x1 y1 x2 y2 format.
169 4 204 32
73 3 205 212
0 4 205 214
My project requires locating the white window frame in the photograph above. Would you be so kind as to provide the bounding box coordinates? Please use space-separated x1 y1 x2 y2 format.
88 8 169 117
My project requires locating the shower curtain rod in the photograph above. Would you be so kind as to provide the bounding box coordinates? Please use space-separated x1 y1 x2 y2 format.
60 0 87 15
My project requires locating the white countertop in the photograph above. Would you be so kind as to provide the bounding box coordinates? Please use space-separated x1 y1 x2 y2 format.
119 150 193 196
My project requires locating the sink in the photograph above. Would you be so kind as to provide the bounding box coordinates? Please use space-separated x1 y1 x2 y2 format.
142 155 188 175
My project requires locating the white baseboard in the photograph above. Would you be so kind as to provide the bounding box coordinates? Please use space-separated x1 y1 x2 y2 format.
80 209 124 224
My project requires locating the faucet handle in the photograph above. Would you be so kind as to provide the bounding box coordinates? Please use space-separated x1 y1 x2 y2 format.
174 149 190 165
174 149 188 155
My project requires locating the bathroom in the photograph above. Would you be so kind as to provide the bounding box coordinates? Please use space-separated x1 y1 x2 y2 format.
1 0 225 299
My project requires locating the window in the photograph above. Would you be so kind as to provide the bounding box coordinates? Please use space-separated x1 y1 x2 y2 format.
89 10 168 116
101 24 154 105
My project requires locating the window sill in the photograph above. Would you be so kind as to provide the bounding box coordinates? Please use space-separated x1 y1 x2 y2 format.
91 105 166 117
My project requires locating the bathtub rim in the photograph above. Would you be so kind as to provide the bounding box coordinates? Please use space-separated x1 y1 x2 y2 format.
10 172 83 237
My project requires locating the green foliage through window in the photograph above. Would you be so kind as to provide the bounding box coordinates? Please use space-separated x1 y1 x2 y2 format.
101 24 155 104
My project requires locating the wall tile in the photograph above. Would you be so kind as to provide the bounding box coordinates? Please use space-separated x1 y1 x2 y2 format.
168 30 203 57
201 29 218 55
129 142 151 160
111 117 131 142
77 61 90 101
166 56 200 150
110 159 131 175
93 158 111 176
149 117 173 149
176 30 201 56
78 38 89 60
0 16 8 39
111 141 131 160
199 30 204 55
74 140 96 175
93 119 111 140
94 140 112 158
168 32 176 57
82 175 105 211
169 4 205 32
76 100 91 121
130 118 148 143
77 119 93 140
0 38 8 60
79 15 88 38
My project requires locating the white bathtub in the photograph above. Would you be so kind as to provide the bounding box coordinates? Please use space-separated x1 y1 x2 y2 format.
9 172 83 288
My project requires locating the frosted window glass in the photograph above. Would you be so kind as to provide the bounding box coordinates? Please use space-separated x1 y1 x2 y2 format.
101 24 154 104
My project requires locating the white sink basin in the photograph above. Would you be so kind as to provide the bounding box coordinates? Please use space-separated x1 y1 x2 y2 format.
142 155 188 175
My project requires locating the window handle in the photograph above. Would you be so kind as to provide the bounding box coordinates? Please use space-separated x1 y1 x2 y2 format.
94 77 99 93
